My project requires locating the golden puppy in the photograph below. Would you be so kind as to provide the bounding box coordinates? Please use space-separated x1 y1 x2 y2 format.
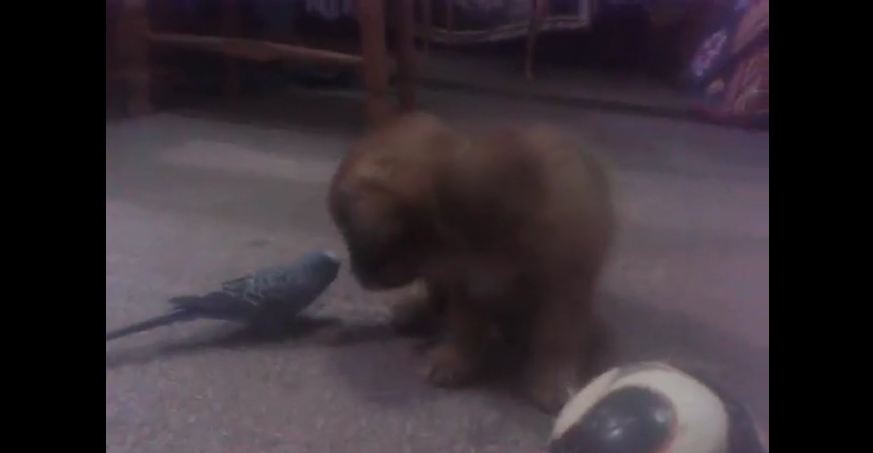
328 113 614 412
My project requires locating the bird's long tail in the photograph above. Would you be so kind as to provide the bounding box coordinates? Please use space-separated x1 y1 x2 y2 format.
106 310 196 342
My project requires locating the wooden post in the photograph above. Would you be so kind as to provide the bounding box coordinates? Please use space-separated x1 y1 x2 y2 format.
221 0 241 98
356 0 393 124
395 0 416 110
106 0 118 75
119 0 152 114
525 0 549 80
421 0 432 56
446 0 454 33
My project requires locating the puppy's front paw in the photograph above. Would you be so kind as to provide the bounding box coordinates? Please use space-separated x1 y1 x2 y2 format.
390 297 439 337
527 367 578 414
426 343 479 387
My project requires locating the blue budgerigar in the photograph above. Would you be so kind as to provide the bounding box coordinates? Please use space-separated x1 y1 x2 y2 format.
106 250 341 341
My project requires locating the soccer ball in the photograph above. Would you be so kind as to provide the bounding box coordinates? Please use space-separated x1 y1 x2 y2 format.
549 361 766 453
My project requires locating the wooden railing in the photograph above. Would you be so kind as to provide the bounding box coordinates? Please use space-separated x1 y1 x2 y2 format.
108 0 417 124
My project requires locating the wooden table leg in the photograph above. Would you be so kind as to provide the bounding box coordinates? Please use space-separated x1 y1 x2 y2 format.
395 0 417 110
357 0 393 124
120 0 152 115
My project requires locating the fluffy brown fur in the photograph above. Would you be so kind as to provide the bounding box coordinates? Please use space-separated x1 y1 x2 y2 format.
328 113 614 412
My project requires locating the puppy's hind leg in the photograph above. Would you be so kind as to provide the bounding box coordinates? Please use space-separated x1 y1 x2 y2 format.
526 284 594 413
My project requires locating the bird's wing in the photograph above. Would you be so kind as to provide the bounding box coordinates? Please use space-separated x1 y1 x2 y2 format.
220 261 326 311
169 292 257 320
247 268 306 305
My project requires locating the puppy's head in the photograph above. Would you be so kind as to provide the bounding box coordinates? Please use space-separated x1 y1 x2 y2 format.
328 113 460 290
330 187 429 290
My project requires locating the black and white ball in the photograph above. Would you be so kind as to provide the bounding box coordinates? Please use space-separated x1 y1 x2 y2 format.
549 362 766 453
